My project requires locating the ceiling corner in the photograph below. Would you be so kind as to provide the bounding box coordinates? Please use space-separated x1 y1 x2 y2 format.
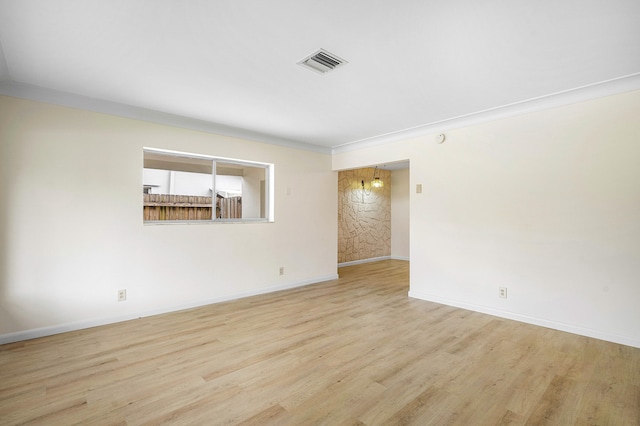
0 81 333 155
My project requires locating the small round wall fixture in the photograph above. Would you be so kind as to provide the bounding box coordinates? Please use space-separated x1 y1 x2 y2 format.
436 133 446 144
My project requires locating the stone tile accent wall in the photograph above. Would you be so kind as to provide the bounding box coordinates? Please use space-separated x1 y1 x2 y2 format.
338 168 391 263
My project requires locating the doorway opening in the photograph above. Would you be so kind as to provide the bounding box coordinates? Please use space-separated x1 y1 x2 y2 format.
337 161 409 266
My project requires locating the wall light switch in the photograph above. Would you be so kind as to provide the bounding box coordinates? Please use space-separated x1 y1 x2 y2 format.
416 184 423 194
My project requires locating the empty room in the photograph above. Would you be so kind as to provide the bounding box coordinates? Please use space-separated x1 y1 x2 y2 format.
1 1 639 424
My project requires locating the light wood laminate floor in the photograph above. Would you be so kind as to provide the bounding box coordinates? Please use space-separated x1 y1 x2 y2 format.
1 260 639 425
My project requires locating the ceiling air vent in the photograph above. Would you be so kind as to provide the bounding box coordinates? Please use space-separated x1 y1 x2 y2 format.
298 49 348 74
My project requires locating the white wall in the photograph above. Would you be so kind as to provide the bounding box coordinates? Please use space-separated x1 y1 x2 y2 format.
391 168 410 260
241 167 264 219
334 90 640 348
215 174 242 197
143 169 171 194
0 95 338 342
143 169 213 196
172 171 212 197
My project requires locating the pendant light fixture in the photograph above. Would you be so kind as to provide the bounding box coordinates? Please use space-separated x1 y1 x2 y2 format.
371 166 383 188
361 166 384 195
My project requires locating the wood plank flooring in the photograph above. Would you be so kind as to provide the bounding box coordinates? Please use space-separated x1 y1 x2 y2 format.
1 260 639 425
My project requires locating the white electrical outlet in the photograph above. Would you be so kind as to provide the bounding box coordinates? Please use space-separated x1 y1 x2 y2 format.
279 267 284 276
499 287 507 299
416 184 423 194
118 289 127 301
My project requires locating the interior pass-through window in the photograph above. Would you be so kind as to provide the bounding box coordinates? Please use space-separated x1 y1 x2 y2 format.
143 148 274 223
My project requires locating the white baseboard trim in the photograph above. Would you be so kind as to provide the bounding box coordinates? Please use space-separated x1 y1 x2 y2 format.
0 273 339 345
408 290 640 349
390 255 410 261
338 256 391 268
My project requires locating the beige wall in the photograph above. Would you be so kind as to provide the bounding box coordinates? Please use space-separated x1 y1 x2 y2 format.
0 95 338 342
333 90 640 348
391 167 410 260
338 168 391 264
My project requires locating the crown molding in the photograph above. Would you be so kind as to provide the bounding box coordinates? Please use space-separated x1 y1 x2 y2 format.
0 81 332 155
332 73 640 154
3 74 639 157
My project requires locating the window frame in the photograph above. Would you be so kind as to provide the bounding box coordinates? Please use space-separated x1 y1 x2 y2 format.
143 147 274 224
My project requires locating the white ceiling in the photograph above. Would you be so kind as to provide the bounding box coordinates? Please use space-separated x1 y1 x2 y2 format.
1 0 639 153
